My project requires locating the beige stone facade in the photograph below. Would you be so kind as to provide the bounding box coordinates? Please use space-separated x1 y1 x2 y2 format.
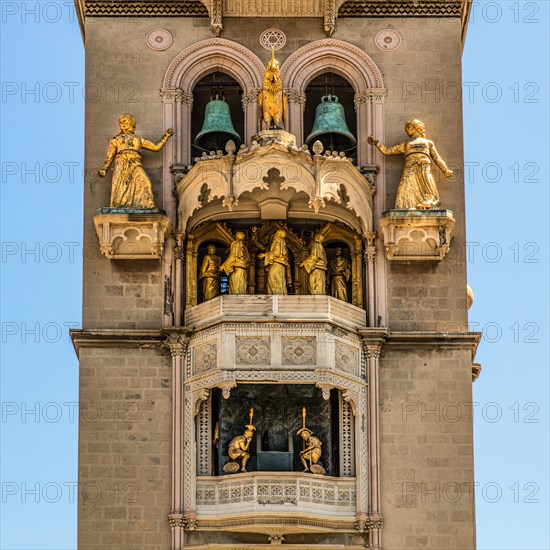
73 1 480 548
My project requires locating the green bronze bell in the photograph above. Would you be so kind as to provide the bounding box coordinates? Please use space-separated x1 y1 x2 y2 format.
305 94 356 151
195 93 241 152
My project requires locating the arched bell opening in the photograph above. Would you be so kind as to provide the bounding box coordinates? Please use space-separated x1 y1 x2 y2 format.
304 72 357 162
191 72 244 158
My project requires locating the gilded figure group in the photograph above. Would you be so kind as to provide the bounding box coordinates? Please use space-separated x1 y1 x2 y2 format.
223 406 324 475
199 229 351 302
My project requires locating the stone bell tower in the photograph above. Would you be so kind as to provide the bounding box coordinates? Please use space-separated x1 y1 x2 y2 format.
72 1 480 549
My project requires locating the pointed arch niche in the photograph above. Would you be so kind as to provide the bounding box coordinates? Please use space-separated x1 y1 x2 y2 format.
281 39 386 166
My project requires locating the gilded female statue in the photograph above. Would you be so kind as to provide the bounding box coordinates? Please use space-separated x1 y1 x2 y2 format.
220 232 249 294
330 247 351 302
98 113 173 209
199 245 221 301
368 119 453 210
300 234 327 295
259 229 291 295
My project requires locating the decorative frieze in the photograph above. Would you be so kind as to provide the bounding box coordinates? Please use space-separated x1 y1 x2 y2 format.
224 0 324 16
339 1 462 18
197 474 356 510
85 1 208 17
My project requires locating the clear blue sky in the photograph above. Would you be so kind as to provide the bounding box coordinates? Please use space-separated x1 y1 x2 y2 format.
1 2 548 549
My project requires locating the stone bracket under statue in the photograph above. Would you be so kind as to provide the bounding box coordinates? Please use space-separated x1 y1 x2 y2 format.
94 208 171 260
173 129 375 237
378 209 455 261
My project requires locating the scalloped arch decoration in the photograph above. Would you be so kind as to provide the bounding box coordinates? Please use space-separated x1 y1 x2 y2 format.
163 38 265 91
320 169 374 232
280 38 385 92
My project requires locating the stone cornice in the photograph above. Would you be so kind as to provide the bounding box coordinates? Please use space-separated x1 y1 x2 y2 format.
75 0 472 45
70 328 170 357
384 330 481 356
83 1 208 17
339 1 462 18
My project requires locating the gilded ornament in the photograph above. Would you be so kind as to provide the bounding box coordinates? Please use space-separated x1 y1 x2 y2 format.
220 231 250 294
300 233 328 295
259 229 291 295
330 247 351 302
258 49 288 130
199 245 221 301
297 407 325 475
224 407 256 473
98 113 173 209
368 119 453 210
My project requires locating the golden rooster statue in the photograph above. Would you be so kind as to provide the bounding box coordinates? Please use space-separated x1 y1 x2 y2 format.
258 48 288 130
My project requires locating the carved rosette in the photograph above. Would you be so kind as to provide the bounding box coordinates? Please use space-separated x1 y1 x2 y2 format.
236 337 271 365
282 336 316 365
335 342 359 376
194 342 217 374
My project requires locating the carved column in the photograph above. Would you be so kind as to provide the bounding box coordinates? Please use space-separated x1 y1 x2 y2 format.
353 386 369 526
242 90 260 144
354 91 385 167
162 88 193 165
362 340 384 550
364 232 377 327
161 89 193 328
185 234 198 308
166 334 190 550
182 385 208 531
173 233 184 327
285 89 306 145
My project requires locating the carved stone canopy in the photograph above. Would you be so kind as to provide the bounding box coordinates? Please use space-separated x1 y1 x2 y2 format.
175 130 374 236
